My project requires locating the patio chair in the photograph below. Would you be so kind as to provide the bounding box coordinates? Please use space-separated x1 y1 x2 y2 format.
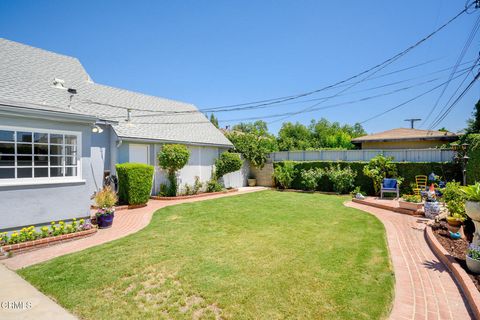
380 178 399 199
413 175 428 196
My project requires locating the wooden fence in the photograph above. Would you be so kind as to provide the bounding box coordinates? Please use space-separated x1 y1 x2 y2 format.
269 149 455 163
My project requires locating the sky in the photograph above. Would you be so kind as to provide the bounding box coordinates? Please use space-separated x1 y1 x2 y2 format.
0 0 479 134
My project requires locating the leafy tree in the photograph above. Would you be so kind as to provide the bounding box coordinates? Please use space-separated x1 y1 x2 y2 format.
209 113 219 128
277 122 312 150
466 99 480 133
215 152 243 179
226 121 278 168
363 155 398 195
157 144 190 196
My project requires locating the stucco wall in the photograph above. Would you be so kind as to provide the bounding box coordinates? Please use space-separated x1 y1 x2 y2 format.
0 115 95 231
361 140 446 149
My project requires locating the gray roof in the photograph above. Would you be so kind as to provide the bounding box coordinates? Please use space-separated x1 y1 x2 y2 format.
0 38 232 147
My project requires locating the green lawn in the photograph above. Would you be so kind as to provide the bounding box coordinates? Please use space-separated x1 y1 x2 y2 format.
19 191 394 320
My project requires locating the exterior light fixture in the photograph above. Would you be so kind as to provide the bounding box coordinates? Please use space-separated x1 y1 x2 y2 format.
92 125 103 133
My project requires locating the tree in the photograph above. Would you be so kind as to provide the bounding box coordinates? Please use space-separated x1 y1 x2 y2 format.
363 155 398 195
157 144 190 196
232 120 269 136
466 100 480 133
277 122 312 151
209 113 219 128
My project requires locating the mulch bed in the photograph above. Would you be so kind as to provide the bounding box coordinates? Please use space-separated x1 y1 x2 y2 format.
431 221 480 292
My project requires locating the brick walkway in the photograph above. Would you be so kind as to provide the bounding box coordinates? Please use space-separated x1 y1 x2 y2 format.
346 201 474 320
3 187 267 270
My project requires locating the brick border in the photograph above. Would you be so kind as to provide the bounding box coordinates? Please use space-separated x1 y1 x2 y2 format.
91 204 147 211
150 188 238 200
425 225 480 319
352 198 424 216
0 228 97 256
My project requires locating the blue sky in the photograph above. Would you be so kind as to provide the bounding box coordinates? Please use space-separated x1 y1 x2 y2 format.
0 0 479 134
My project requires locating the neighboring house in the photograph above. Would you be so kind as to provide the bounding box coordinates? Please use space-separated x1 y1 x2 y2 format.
351 128 458 149
0 38 235 231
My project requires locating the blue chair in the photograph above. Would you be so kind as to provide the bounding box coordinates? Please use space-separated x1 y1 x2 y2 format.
381 178 399 199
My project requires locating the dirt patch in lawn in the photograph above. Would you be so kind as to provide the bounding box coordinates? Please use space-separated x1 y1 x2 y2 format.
431 221 480 292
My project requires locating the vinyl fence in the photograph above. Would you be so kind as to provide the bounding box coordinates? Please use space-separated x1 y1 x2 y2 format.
270 149 455 163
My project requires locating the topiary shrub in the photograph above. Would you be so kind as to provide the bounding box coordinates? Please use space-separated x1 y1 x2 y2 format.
116 163 154 205
215 152 243 180
157 144 190 196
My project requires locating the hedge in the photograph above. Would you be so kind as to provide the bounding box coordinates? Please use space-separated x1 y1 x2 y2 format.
466 134 480 184
116 163 154 205
273 161 461 195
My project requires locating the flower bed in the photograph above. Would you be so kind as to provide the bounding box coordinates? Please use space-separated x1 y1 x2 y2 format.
91 203 147 211
151 188 238 200
0 219 96 257
426 221 480 319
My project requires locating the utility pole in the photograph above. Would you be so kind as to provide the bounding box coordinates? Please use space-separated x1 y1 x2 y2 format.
404 118 422 129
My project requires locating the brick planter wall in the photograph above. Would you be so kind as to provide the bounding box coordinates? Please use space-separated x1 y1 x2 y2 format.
1 227 97 257
151 188 238 201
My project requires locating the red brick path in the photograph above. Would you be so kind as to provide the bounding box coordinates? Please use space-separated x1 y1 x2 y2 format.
346 201 474 320
3 187 267 270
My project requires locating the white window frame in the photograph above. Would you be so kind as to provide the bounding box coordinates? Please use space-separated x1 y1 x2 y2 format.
0 125 83 186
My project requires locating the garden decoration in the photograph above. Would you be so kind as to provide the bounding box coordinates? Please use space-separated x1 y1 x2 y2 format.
94 186 117 229
463 183 480 273
423 184 440 219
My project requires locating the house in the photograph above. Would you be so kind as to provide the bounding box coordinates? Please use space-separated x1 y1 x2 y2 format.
351 128 458 149
0 38 236 231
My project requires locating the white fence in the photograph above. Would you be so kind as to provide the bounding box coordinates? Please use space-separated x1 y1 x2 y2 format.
270 149 455 163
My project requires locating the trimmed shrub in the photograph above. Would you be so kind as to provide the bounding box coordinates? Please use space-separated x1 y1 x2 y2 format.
157 144 190 196
215 152 243 179
324 164 357 194
116 163 154 205
273 161 461 195
300 168 323 191
466 134 480 184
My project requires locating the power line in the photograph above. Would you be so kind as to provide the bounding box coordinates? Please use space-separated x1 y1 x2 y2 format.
428 70 480 129
421 14 480 127
358 66 475 124
77 4 473 120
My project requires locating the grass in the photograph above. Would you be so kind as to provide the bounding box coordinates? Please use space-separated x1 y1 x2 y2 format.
19 191 394 319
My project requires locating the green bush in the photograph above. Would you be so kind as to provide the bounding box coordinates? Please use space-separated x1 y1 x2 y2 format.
206 179 223 193
363 155 398 195
466 134 480 184
300 168 323 191
324 164 357 194
443 181 466 220
157 144 190 196
116 163 154 205
273 161 296 189
215 152 243 179
273 161 461 195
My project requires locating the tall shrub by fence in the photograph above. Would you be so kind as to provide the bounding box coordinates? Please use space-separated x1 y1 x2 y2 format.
270 149 454 163
273 161 461 195
466 134 480 184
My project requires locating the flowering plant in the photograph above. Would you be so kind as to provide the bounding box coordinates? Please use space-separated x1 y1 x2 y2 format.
467 244 480 261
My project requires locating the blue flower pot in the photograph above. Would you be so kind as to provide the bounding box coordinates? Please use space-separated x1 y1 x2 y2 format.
97 212 114 229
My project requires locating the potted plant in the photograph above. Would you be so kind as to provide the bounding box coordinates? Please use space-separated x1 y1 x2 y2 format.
463 183 480 247
466 244 480 274
248 174 257 187
443 181 467 238
399 194 423 212
94 186 118 229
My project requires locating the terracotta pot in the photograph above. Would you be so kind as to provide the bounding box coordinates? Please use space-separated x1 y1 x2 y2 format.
466 255 480 274
248 179 256 187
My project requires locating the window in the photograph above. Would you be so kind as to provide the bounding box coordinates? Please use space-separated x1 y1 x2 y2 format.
0 127 81 182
